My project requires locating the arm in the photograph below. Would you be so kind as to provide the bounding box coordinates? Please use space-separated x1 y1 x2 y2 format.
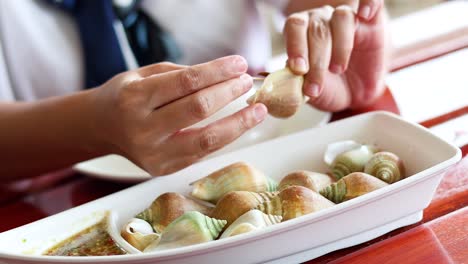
0 56 267 181
0 90 108 180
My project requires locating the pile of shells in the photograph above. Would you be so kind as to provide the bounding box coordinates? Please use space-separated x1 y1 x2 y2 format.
120 141 406 252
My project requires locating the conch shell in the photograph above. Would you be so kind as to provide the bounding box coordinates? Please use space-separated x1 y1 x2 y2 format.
364 151 406 184
247 67 306 118
320 172 389 203
191 162 277 203
121 218 160 251
257 186 334 221
220 209 282 239
136 192 213 233
325 141 377 180
144 211 226 252
278 170 334 192
210 191 278 228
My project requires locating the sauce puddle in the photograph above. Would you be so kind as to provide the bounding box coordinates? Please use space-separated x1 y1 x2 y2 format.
44 216 126 256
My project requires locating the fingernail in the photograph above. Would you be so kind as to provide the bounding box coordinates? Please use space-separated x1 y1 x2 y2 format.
330 64 343 74
240 74 253 87
290 57 308 73
232 55 248 73
359 5 372 20
304 83 321 98
253 104 267 122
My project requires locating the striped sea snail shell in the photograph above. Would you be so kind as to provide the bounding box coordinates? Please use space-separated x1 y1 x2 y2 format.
136 192 213 234
191 162 277 203
364 151 406 184
143 211 226 252
324 141 377 180
210 191 278 228
121 218 160 251
278 170 334 192
320 172 389 203
257 186 334 221
247 67 306 118
219 209 282 239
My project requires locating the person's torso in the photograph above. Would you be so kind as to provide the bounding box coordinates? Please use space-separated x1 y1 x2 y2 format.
0 0 271 101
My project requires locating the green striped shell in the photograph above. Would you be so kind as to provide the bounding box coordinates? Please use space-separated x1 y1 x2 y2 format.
210 191 279 228
144 211 226 252
256 196 283 216
320 172 389 203
364 152 405 184
220 210 282 238
191 162 277 203
256 186 335 221
319 180 347 203
135 192 213 233
330 145 376 180
135 209 153 225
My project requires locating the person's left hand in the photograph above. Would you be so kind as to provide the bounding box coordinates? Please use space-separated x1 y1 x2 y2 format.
283 0 388 112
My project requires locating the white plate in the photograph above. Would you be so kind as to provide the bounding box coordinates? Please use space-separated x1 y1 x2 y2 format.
73 82 331 183
0 111 461 264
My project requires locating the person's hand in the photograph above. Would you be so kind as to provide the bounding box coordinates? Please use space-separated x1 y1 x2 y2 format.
90 55 267 176
283 0 388 111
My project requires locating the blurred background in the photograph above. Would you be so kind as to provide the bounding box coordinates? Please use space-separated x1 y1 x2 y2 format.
385 0 444 17
264 0 448 56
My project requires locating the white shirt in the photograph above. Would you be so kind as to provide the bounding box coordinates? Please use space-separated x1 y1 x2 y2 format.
0 0 287 101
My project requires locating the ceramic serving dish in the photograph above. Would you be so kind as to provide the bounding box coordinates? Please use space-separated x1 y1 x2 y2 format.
0 111 461 264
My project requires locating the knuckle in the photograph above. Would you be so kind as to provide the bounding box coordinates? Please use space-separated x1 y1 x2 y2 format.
158 61 176 68
189 94 212 119
237 113 251 132
286 15 307 27
321 5 334 13
178 67 201 94
198 131 218 152
116 79 142 109
309 18 329 40
306 71 323 84
232 77 250 97
333 7 354 21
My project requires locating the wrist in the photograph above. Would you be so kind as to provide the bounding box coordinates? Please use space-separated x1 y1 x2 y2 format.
80 88 122 158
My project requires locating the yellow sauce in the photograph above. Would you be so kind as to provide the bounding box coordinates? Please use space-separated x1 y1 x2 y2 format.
44 218 126 256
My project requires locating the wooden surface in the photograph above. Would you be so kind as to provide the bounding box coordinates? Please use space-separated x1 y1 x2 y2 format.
390 26 468 72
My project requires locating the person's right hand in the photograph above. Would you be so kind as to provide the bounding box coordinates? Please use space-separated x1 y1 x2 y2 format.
90 55 267 176
283 0 388 112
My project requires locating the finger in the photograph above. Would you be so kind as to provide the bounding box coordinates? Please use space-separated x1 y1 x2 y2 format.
307 72 352 111
357 0 383 21
303 6 333 98
142 55 248 108
167 103 267 159
137 62 187 77
329 5 356 74
152 74 254 134
284 12 310 75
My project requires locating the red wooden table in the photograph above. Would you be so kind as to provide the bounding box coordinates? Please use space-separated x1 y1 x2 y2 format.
1 17 468 264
